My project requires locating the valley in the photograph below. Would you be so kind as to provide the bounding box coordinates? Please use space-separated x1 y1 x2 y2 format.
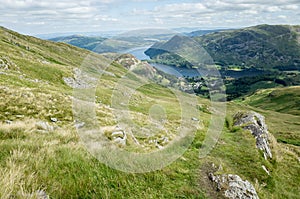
0 24 299 199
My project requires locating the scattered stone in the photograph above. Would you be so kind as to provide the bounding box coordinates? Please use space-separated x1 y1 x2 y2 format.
234 111 272 160
63 68 97 89
74 122 85 129
35 190 49 199
112 130 127 146
25 190 49 199
111 131 124 137
209 173 259 199
0 56 17 70
191 117 199 121
50 117 58 123
5 120 13 124
111 130 127 146
36 121 54 132
262 165 270 176
15 115 24 118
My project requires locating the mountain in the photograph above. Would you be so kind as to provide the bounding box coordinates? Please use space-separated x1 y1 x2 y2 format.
186 28 233 37
146 24 300 70
49 35 106 52
49 32 176 54
0 26 299 198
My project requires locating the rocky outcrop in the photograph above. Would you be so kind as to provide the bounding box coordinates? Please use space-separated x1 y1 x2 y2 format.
63 68 97 89
234 111 272 160
35 121 55 132
209 173 259 199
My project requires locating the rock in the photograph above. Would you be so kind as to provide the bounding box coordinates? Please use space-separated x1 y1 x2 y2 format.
112 130 127 146
191 117 199 121
36 121 54 132
209 173 259 199
111 131 124 137
74 122 85 129
234 111 272 160
5 120 13 124
63 68 97 89
23 190 49 199
0 56 17 70
50 117 58 123
262 165 270 176
35 190 49 199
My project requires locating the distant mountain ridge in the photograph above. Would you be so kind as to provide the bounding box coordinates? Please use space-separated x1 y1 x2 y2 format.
146 24 300 70
49 35 106 52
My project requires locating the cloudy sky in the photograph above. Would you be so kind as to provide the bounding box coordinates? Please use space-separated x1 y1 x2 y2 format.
0 0 299 35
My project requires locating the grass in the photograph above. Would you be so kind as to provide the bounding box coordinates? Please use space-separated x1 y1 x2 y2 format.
0 26 299 198
243 86 300 116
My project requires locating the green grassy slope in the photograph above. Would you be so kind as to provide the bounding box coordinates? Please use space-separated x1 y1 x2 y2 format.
241 86 300 146
0 27 299 198
243 86 300 116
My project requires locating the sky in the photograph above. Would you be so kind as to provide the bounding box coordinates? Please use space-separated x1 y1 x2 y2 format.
0 0 299 36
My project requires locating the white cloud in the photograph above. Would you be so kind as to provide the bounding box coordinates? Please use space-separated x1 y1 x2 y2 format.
0 0 299 34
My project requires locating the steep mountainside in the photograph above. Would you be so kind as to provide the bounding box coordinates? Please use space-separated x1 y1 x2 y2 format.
146 24 300 70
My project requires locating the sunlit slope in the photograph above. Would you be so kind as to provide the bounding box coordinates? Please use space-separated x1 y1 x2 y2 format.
0 27 299 199
243 86 300 116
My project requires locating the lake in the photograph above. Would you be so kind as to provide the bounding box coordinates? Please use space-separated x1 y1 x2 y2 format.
125 46 267 78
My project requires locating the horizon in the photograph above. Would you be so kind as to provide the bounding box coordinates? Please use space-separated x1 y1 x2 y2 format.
0 0 299 36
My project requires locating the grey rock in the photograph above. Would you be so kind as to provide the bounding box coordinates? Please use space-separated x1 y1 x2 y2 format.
5 120 13 124
262 165 270 176
191 117 199 121
209 173 259 199
36 121 54 132
50 117 58 123
35 190 49 199
74 122 85 129
63 68 97 89
234 111 272 160
112 130 127 146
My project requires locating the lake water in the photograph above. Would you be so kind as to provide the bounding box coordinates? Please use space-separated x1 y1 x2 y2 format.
125 46 267 78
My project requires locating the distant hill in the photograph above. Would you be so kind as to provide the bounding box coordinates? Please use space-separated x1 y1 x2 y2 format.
146 24 300 70
186 28 233 37
50 32 176 54
49 35 106 52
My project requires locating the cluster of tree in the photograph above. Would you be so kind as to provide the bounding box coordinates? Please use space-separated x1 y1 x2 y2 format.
185 71 300 101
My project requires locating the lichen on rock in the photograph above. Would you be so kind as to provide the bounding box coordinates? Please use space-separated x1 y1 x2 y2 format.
233 111 272 160
209 173 259 199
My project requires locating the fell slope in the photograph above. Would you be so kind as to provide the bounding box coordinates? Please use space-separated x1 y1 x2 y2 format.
0 27 299 199
243 86 300 116
146 24 300 70
195 24 300 70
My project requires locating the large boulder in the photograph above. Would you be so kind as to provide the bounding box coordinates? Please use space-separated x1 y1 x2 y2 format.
209 173 259 199
233 111 272 160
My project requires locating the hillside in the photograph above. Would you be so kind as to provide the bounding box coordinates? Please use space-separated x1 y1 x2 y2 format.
243 86 300 116
50 32 174 54
146 24 300 70
0 27 299 198
49 35 106 52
